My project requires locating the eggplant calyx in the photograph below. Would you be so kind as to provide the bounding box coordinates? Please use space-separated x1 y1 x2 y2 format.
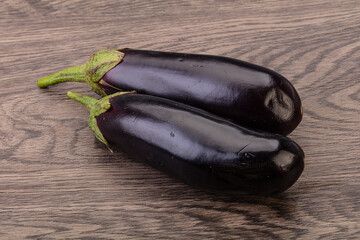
37 49 125 96
85 49 125 96
66 91 135 150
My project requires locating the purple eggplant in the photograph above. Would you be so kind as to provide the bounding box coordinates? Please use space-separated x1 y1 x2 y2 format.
67 91 304 196
38 49 302 135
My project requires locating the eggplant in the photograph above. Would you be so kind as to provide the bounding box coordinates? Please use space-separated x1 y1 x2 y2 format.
67 91 305 196
38 49 302 135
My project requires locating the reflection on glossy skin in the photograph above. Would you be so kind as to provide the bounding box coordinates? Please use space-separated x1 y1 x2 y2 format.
97 94 304 196
100 49 302 135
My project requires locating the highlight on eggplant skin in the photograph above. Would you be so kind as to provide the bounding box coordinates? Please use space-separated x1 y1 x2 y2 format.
67 91 305 196
38 48 303 136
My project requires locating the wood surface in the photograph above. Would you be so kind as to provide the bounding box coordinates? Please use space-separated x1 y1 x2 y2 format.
1 0 359 239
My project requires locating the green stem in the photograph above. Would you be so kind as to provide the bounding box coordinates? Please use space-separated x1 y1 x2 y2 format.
37 64 86 88
37 49 125 96
66 90 135 150
66 91 97 111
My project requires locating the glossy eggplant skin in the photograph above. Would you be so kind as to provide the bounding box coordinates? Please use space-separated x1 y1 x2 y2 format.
96 94 304 196
100 49 302 135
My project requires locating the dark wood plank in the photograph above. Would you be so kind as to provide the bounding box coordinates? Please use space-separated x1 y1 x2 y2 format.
1 0 359 239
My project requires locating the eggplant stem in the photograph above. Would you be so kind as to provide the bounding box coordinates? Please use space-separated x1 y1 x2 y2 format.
37 49 124 97
67 91 136 149
37 64 86 88
67 91 97 112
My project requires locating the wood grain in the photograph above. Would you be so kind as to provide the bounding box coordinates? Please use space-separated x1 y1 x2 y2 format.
1 0 359 239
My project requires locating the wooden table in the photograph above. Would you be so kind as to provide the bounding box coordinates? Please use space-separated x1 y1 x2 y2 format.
1 1 359 239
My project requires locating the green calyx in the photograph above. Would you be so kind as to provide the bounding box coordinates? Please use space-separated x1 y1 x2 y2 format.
85 49 125 96
67 91 135 150
37 49 125 96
